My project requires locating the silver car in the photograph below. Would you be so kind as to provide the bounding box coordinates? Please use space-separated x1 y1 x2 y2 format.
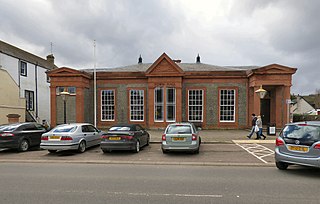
275 121 320 170
40 123 103 153
161 122 201 154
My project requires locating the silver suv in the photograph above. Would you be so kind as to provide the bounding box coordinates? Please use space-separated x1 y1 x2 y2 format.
275 121 320 170
161 122 201 154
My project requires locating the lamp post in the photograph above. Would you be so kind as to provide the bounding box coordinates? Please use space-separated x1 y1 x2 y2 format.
60 89 70 124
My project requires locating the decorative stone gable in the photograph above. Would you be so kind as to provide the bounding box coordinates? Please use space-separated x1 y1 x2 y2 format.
146 53 184 77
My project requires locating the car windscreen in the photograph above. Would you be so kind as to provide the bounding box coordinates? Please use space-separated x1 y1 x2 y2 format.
53 125 77 133
109 126 131 131
281 124 320 140
166 125 192 134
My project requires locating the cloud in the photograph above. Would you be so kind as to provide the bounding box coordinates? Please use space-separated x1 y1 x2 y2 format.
0 0 319 94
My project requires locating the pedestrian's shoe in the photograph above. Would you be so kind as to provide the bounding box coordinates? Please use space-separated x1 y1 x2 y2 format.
254 138 260 140
262 136 266 140
247 136 251 139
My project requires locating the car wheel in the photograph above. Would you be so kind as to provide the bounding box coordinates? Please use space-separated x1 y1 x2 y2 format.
194 147 200 154
78 141 86 153
48 150 57 153
18 139 29 152
146 136 150 146
276 161 289 170
162 149 168 154
134 140 140 153
102 149 111 153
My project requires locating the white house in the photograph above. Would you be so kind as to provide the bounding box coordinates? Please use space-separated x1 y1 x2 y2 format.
0 40 57 125
291 95 320 115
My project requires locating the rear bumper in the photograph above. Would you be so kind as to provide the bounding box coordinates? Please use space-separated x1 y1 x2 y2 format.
40 143 79 151
100 141 136 151
275 148 320 168
161 141 200 152
0 140 18 149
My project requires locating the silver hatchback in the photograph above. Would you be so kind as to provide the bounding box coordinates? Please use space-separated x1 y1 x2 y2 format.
275 121 320 170
161 122 201 154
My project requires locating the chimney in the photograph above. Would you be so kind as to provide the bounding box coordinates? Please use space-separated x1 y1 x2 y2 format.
138 55 142 64
196 54 201 63
173 59 181 63
46 54 55 69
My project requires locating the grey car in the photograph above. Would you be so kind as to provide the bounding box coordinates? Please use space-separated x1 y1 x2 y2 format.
40 123 103 153
161 122 201 154
275 121 320 170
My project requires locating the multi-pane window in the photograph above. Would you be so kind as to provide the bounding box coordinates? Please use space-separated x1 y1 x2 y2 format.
154 87 164 121
101 90 115 121
130 90 144 121
220 89 235 122
20 61 27 76
25 90 34 111
188 89 203 122
166 88 176 121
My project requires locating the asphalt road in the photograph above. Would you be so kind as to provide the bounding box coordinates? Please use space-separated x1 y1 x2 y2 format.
0 143 276 166
0 163 319 204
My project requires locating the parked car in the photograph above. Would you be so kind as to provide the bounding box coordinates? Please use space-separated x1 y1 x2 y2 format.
100 124 150 153
0 122 48 152
161 122 201 154
40 123 103 153
275 121 320 170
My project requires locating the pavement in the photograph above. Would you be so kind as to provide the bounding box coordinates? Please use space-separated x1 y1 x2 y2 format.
148 128 277 144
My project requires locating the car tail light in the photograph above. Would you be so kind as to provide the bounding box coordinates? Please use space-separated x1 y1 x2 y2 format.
0 133 14 137
101 135 108 139
123 136 134 140
192 134 197 141
61 136 73 141
314 144 320 149
162 134 166 141
276 138 284 146
41 136 48 140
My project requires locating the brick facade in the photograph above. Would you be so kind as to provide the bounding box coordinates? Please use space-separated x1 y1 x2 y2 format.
47 53 297 129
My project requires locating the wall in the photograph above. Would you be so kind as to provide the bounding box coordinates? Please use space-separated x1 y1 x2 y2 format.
0 68 25 124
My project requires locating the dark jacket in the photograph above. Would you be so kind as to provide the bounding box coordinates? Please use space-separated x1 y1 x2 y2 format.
252 117 257 126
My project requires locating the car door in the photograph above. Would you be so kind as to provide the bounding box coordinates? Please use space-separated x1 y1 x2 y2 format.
87 125 100 146
20 124 38 146
135 125 146 146
81 125 97 147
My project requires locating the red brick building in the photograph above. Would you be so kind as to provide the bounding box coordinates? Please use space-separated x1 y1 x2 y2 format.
48 53 297 129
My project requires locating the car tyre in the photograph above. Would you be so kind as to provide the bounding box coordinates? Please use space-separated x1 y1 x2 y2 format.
162 149 168 154
102 149 111 153
146 136 150 146
194 147 200 154
48 150 57 153
134 140 140 153
78 141 86 153
18 139 29 152
276 161 289 170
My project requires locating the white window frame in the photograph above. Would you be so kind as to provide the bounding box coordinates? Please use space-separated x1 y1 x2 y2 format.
188 89 203 122
166 88 176 122
154 87 164 122
219 89 235 122
25 90 34 111
101 90 115 121
130 90 144 122
20 61 27 76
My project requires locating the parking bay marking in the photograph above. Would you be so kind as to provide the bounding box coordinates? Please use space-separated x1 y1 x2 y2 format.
235 143 275 164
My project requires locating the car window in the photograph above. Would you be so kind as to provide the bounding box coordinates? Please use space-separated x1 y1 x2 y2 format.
87 125 98 132
109 126 130 131
0 124 20 131
166 125 192 134
281 125 320 140
53 125 77 133
35 124 46 130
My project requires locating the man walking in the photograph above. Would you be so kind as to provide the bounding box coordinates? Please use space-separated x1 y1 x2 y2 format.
247 113 257 139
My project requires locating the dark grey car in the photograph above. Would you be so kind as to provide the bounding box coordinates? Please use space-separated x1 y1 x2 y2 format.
275 121 320 170
0 122 48 152
100 124 150 153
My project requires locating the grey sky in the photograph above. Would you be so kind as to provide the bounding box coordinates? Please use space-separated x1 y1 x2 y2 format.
1 0 319 95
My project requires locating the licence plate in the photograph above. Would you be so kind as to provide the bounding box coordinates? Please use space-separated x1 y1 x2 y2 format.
50 136 61 140
109 136 121 141
288 145 309 152
172 137 186 141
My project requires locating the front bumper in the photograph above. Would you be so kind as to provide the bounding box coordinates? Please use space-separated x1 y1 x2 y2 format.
275 148 320 168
